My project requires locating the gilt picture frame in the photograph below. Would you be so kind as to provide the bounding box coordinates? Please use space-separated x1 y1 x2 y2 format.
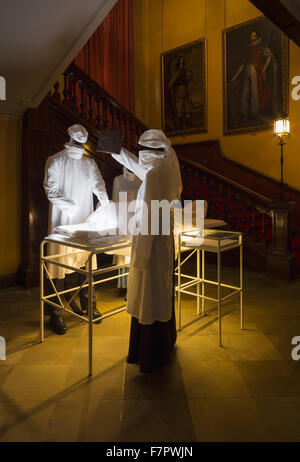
223 16 289 136
161 38 207 137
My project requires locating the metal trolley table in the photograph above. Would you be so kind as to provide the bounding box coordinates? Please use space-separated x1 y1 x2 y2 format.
40 235 131 376
176 229 243 346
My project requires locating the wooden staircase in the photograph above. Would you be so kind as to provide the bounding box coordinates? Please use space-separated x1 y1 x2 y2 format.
175 142 299 280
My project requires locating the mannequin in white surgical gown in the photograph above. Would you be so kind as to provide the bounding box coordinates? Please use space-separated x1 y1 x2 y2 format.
43 124 109 325
111 129 182 373
112 167 141 290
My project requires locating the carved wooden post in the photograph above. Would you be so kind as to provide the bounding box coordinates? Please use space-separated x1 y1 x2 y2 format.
62 72 69 106
266 201 297 281
52 82 60 101
110 105 115 128
78 80 85 119
95 98 101 128
117 110 122 130
123 116 128 148
86 87 94 125
70 72 78 113
103 101 108 128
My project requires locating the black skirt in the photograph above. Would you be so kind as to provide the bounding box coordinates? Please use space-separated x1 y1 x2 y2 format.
126 271 177 373
127 309 177 373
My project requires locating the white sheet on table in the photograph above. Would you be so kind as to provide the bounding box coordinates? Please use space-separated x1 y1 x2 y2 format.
53 223 129 246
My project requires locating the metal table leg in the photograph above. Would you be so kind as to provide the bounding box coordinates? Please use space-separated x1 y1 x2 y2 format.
40 241 45 343
197 249 200 315
88 254 93 377
202 250 205 316
217 244 222 347
240 239 244 330
178 235 182 331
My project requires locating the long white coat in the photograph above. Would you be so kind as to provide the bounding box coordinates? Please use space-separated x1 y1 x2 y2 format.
43 145 108 278
112 169 141 288
112 145 182 325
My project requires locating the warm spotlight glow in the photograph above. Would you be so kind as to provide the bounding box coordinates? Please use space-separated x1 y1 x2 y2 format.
274 117 290 138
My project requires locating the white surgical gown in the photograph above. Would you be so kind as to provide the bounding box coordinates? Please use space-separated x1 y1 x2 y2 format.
44 145 108 279
112 144 182 325
112 169 141 287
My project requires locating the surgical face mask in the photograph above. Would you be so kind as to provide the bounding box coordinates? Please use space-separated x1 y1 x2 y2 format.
65 141 85 159
138 150 166 168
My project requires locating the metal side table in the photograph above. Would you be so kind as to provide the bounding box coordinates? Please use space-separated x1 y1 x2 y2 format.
176 229 243 346
40 235 131 376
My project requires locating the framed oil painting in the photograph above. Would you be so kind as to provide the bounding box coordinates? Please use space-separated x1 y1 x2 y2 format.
223 16 289 135
161 38 207 137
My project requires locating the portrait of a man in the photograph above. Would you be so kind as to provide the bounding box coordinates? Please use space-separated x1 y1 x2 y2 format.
223 17 288 135
161 38 207 136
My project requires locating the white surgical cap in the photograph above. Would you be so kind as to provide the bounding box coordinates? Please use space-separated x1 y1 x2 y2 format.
68 124 88 144
139 129 182 201
138 129 171 149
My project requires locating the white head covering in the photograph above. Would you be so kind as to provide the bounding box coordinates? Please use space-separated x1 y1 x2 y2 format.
65 124 88 159
138 129 171 149
138 129 182 201
68 124 88 144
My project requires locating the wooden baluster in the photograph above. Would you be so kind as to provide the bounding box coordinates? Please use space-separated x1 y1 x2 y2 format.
233 192 240 231
246 204 254 241
246 199 252 237
62 72 69 106
187 169 193 201
181 164 186 200
210 179 218 218
123 116 128 148
110 105 115 129
78 80 85 119
224 187 231 224
251 206 256 241
255 206 264 247
69 72 78 113
52 81 60 101
86 87 94 125
95 98 101 128
241 201 248 236
192 172 197 200
129 120 136 151
135 125 143 143
218 183 224 219
202 174 209 214
194 172 200 199
262 208 268 247
117 110 122 130
103 100 108 129
68 73 74 109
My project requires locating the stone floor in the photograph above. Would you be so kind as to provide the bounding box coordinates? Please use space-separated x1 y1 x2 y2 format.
0 261 300 442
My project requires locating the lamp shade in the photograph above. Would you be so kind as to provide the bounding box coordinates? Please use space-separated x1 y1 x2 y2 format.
274 117 290 137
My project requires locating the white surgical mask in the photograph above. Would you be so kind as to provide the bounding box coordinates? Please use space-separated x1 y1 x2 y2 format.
65 141 85 159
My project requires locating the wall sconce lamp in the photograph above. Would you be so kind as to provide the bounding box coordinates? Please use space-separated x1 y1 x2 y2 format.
274 116 290 201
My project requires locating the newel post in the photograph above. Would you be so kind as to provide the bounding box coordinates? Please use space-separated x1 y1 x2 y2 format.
266 201 297 282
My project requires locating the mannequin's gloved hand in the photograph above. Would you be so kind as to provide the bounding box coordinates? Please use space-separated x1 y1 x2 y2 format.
97 191 110 207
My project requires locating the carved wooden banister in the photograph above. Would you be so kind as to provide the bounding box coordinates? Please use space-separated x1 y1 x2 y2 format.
178 154 297 281
179 154 272 207
51 62 147 152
